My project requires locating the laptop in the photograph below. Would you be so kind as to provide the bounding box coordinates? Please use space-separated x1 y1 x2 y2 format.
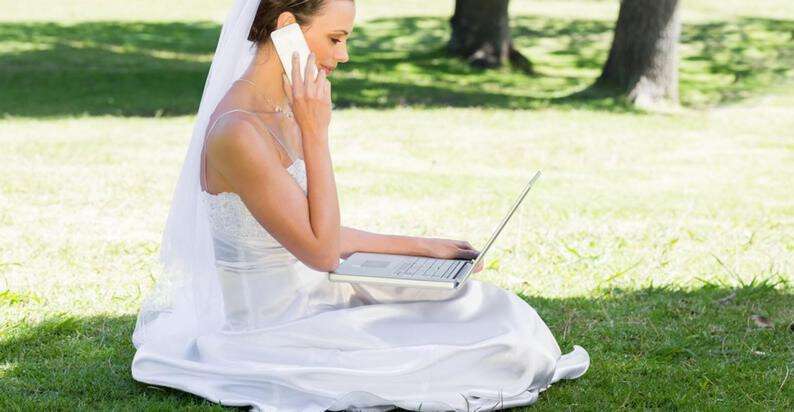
328 171 541 289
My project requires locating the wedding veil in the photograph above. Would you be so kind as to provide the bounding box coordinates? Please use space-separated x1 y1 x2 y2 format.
132 0 262 348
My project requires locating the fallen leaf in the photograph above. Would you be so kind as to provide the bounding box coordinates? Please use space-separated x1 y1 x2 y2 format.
750 314 774 329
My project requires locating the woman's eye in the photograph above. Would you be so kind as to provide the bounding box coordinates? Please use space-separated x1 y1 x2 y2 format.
331 38 341 44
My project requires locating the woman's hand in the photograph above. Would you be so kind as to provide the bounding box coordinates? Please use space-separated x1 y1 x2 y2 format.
420 238 485 273
282 51 331 142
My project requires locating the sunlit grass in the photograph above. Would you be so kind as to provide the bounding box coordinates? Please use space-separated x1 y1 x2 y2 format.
1 0 792 410
2 92 792 409
2 0 794 23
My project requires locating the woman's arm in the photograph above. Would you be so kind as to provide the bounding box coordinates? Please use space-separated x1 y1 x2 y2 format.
339 226 429 259
207 54 340 273
339 227 482 268
208 123 340 272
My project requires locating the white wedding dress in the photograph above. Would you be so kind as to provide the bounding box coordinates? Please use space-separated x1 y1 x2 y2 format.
131 110 589 412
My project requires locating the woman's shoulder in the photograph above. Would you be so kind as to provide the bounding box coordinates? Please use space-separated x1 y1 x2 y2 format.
209 108 254 133
206 113 280 171
208 108 286 144
208 108 260 137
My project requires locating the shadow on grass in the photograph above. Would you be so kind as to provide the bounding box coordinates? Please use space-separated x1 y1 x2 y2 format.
0 16 791 117
1 283 791 410
0 313 233 410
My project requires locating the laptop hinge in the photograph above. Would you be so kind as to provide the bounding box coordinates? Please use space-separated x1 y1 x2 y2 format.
453 262 472 279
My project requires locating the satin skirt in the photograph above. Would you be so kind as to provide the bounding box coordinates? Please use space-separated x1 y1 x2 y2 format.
132 261 589 411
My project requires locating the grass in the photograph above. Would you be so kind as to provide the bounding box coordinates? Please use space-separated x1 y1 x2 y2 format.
1 8 792 116
1 284 791 410
1 0 793 410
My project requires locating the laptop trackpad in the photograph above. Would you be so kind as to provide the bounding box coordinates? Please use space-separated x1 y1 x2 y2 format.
337 253 404 276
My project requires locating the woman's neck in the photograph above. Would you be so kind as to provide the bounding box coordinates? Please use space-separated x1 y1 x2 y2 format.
240 42 290 110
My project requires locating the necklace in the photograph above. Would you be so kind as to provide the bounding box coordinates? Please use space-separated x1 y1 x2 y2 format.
234 78 294 119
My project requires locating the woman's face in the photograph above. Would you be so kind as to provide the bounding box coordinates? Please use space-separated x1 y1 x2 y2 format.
279 0 356 77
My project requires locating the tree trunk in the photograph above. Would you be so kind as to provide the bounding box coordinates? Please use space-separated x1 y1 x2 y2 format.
595 0 681 107
448 0 532 73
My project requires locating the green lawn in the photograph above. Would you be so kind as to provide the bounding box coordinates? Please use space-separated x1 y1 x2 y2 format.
1 0 792 410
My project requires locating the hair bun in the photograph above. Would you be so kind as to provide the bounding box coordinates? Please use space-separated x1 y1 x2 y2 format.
248 0 327 44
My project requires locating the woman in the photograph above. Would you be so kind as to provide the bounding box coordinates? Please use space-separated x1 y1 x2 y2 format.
131 1 589 411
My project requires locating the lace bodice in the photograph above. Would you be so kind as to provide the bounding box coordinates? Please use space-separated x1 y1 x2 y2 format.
201 158 307 243
200 158 310 330
200 107 306 245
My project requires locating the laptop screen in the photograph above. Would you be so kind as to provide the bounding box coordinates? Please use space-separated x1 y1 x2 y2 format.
466 170 542 276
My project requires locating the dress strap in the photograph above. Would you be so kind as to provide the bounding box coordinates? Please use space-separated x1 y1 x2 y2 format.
200 109 298 192
212 109 298 161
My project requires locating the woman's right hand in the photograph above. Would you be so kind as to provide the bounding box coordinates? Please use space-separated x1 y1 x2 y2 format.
420 238 486 273
282 51 331 142
420 237 478 258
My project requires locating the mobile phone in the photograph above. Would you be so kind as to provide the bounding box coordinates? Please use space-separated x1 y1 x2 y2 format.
270 23 317 85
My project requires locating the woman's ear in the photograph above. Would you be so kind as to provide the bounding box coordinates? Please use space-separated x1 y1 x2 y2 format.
276 11 297 29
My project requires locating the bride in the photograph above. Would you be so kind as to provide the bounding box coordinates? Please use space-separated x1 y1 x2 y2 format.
131 1 589 411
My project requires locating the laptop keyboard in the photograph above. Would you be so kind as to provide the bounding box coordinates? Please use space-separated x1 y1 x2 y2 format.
393 257 465 279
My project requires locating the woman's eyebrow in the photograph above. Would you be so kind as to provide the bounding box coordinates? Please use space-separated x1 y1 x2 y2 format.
331 29 350 35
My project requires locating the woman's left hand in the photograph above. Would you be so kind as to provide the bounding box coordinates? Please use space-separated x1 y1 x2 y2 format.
420 238 485 273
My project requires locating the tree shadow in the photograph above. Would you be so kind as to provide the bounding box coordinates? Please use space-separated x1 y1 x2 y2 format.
677 17 794 107
0 313 231 409
0 16 791 117
1 283 790 410
0 21 217 118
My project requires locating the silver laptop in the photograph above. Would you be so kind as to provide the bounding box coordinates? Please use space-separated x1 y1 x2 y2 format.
328 171 541 289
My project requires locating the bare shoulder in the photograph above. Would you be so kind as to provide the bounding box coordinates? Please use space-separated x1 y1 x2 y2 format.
205 113 281 182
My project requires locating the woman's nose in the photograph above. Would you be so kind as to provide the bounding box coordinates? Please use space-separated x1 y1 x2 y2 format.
336 46 349 64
